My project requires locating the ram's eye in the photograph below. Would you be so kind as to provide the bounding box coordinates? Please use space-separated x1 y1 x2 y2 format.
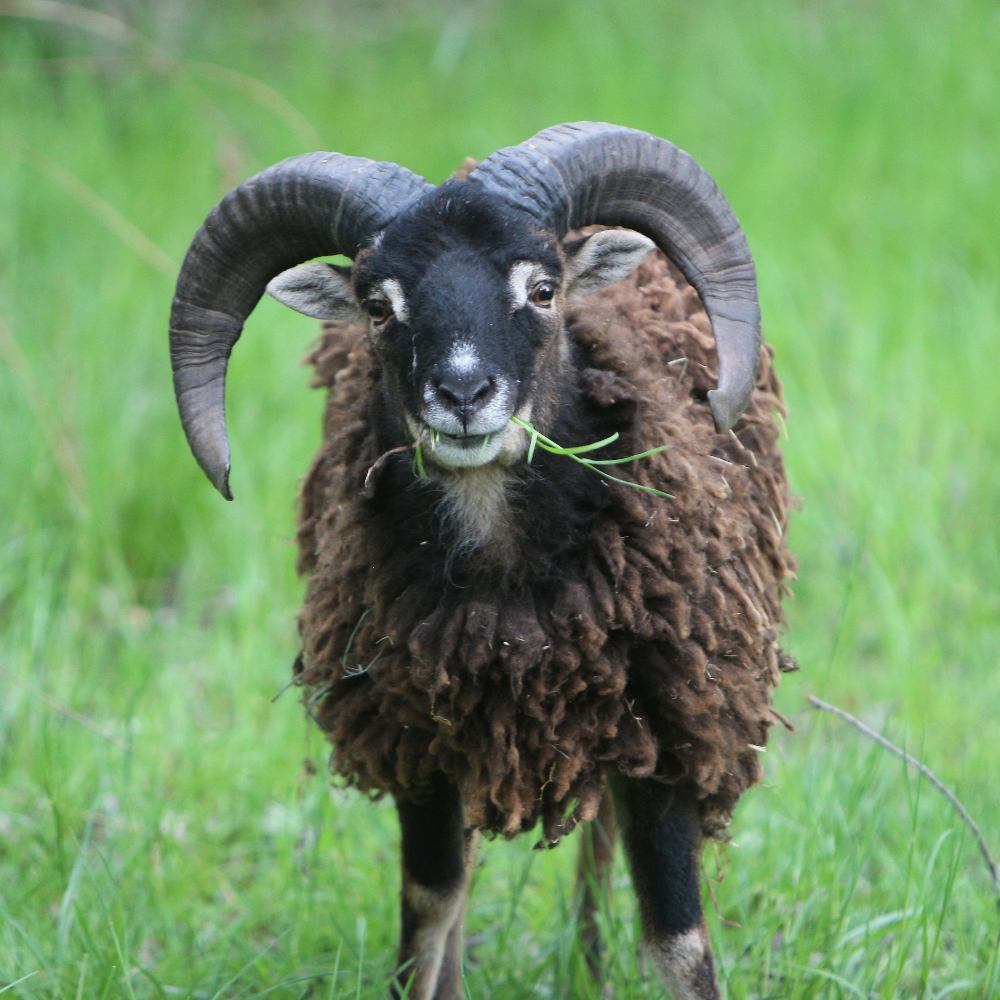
363 299 392 322
530 282 555 306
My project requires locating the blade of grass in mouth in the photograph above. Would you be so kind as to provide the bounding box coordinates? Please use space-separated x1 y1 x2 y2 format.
510 416 673 498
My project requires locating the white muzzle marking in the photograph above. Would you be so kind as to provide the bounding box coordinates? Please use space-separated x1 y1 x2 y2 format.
408 391 532 471
447 341 480 375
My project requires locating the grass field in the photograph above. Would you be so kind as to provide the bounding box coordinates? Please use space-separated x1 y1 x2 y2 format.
1 0 999 996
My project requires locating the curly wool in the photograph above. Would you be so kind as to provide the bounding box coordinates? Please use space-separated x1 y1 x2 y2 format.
294 248 797 844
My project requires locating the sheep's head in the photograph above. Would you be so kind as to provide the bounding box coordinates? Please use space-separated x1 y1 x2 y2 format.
170 122 761 499
265 185 654 470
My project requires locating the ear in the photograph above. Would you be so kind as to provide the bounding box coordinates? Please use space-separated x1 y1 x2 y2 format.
266 262 363 321
563 230 657 301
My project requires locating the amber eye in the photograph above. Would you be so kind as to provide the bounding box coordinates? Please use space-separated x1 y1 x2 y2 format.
364 299 392 322
530 282 555 306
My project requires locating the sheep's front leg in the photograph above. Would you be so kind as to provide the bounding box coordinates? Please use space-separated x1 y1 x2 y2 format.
612 776 720 1000
393 773 476 1000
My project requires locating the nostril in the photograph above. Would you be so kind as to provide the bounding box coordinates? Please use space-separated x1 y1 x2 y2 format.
469 378 492 404
436 376 494 410
436 381 461 406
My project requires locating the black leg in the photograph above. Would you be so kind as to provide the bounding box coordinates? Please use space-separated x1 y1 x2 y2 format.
611 775 720 1000
575 791 617 981
393 773 476 1000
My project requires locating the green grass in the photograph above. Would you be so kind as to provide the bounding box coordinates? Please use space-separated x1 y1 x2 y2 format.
1 0 999 996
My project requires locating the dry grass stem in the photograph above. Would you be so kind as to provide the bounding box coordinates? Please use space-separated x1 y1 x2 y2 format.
11 142 178 277
807 694 1000 896
0 0 149 48
0 0 321 148
0 56 322 148
1 666 131 751
0 313 89 515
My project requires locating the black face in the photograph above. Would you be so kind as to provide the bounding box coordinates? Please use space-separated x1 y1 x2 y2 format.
351 183 565 470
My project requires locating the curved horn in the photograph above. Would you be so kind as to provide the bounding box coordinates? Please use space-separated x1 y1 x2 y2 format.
170 152 432 498
467 122 760 433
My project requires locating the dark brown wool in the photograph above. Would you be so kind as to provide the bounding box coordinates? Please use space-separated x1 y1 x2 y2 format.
293 248 797 845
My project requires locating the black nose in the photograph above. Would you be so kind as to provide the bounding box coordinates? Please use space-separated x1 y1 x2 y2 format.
435 375 494 414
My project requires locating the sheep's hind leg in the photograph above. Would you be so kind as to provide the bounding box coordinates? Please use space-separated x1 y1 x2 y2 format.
611 776 720 1000
575 791 617 981
393 773 476 1000
428 891 471 1000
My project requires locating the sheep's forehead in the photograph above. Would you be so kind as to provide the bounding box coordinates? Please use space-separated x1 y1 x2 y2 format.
354 191 562 303
360 255 557 318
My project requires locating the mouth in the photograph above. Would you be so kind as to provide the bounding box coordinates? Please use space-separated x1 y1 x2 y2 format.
426 425 510 468
407 416 512 469
430 428 491 450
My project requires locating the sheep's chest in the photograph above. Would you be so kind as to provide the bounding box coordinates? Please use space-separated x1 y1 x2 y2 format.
294 250 797 842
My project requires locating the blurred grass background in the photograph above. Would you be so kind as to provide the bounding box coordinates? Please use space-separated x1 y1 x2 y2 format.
1 0 999 996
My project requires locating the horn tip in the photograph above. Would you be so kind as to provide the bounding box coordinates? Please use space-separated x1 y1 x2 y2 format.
200 456 233 500
708 388 747 434
216 466 233 501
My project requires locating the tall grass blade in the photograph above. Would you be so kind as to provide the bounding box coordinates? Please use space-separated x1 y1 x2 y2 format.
207 934 285 1000
0 972 39 995
0 315 89 515
56 806 96 962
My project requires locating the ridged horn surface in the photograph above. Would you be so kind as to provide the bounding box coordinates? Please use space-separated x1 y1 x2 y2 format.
170 152 432 498
467 122 760 433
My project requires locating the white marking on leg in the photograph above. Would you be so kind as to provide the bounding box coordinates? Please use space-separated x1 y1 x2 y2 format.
401 883 465 1000
644 926 719 1000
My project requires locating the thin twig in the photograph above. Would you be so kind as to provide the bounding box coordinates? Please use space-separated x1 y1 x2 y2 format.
270 676 300 704
0 55 322 147
0 0 150 48
728 428 758 467
362 445 411 497
0 2 321 146
1 667 132 751
341 609 371 671
702 844 740 929
186 59 320 148
10 141 178 277
807 694 1000 894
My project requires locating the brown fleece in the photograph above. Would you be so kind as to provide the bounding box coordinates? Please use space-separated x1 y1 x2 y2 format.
294 248 797 844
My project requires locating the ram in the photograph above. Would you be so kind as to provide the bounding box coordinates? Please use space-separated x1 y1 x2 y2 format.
170 122 797 1000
